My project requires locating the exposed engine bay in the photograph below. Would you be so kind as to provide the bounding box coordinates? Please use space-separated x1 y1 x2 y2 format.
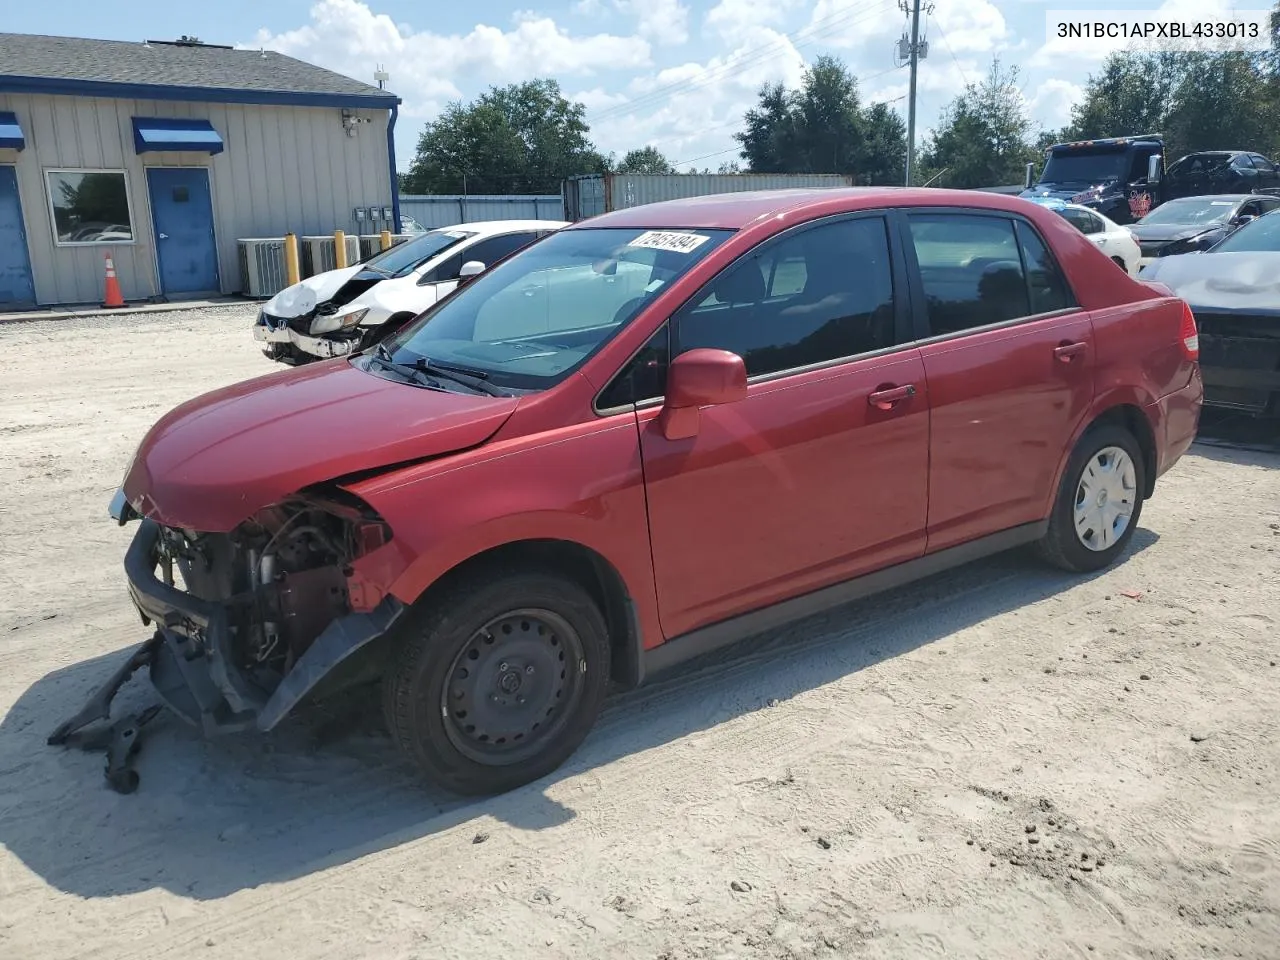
48 489 407 791
159 492 389 689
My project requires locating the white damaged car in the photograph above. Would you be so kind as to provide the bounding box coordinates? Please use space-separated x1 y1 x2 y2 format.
253 219 568 364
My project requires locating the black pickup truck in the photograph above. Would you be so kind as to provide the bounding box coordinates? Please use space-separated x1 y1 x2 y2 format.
1022 136 1280 225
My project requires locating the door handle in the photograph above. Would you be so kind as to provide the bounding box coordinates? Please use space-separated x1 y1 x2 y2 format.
868 383 917 410
1054 341 1087 362
159 233 168 240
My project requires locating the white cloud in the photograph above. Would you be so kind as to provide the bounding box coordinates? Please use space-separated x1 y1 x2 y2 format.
248 0 651 119
1028 77 1084 130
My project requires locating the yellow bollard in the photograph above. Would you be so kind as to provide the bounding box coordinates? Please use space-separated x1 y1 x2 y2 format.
380 229 391 251
334 229 347 268
284 232 300 286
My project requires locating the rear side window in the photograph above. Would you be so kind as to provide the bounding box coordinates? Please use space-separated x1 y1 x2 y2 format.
674 216 897 377
1015 222 1073 315
907 213 1071 336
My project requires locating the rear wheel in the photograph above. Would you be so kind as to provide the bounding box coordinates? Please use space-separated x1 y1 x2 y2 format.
1036 424 1145 572
382 570 610 795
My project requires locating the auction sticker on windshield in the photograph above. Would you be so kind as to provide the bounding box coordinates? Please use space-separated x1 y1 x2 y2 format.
628 231 711 253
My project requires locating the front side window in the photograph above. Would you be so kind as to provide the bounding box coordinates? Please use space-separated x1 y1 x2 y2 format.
384 227 733 390
424 233 542 284
673 216 897 378
46 170 134 245
908 214 1036 335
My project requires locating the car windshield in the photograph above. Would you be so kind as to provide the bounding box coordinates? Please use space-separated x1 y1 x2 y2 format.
1209 211 1280 252
1040 149 1128 184
381 226 734 390
1138 198 1237 226
363 228 475 278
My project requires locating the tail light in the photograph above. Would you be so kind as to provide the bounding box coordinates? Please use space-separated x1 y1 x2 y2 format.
1179 302 1199 360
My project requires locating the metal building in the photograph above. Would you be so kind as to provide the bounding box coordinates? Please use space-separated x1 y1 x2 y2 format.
0 33 401 310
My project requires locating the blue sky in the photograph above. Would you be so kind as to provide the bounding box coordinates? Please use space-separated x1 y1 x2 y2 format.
8 1 1274 173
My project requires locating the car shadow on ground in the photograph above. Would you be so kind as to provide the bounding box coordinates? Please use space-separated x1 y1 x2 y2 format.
0 533 1156 901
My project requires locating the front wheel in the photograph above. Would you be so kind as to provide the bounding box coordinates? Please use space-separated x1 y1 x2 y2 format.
1036 424 1146 572
382 570 610 796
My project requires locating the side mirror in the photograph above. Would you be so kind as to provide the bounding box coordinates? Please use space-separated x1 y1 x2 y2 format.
1147 154 1162 184
458 260 486 279
1024 162 1035 190
657 348 748 441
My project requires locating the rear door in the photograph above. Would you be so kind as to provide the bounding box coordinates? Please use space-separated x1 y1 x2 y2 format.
901 209 1093 553
633 213 930 638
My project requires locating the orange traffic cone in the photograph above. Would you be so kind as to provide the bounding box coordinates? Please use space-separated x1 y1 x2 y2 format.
102 253 125 309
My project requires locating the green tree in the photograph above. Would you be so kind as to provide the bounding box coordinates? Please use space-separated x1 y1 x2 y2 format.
733 56 905 184
403 79 608 195
614 146 676 174
920 59 1038 188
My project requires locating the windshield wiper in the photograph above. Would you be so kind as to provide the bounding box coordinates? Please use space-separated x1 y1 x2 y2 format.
374 344 506 397
413 358 507 397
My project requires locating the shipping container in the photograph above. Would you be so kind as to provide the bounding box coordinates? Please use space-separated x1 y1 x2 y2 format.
562 173 854 220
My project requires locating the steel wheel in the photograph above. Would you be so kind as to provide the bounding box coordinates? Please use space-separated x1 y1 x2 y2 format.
1073 445 1137 552
441 608 586 766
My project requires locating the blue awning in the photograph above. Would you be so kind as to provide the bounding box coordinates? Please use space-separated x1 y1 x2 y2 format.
0 112 24 151
131 117 224 155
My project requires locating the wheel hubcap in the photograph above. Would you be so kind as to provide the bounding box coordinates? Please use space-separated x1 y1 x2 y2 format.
1073 446 1137 552
441 609 583 765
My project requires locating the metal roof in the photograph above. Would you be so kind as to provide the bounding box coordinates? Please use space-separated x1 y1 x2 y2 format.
0 33 399 107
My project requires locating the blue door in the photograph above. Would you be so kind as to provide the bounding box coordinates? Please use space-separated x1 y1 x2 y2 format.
147 167 219 295
0 166 36 309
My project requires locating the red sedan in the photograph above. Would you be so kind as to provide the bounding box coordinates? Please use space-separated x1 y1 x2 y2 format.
76 188 1202 795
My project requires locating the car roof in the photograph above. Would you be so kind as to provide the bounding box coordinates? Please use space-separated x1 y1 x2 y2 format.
566 187 1048 231
433 219 569 236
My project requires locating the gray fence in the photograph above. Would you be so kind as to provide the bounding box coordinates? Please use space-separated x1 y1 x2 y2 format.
398 194 566 229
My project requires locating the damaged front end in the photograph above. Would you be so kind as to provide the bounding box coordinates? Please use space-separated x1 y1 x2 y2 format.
254 270 389 364
59 488 410 744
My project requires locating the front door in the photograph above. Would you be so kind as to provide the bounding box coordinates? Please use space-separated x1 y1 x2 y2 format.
0 165 36 309
902 210 1094 552
638 214 930 639
147 167 218 296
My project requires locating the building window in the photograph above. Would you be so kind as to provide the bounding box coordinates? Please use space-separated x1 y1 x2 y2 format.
46 170 135 245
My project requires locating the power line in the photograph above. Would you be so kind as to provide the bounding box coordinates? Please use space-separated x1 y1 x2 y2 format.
589 0 897 125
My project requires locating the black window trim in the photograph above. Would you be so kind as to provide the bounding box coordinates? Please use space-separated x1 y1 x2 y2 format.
894 206 1083 346
591 209 918 417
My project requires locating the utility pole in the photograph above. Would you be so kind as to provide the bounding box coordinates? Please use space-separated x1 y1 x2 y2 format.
897 0 931 186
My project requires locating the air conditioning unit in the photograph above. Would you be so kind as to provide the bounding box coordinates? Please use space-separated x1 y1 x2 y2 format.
301 235 361 277
238 239 289 297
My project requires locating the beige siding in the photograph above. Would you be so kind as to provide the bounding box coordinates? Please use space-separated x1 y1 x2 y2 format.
0 92 393 305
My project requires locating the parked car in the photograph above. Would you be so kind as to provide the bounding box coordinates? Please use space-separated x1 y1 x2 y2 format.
74 188 1202 796
1139 209 1280 416
253 219 569 364
1029 198 1141 275
1164 150 1280 199
1130 194 1280 267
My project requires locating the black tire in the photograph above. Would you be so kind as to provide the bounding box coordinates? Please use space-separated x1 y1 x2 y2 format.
1036 424 1146 573
1111 257 1127 272
382 569 610 796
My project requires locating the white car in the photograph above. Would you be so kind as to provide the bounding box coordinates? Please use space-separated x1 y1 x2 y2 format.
254 219 568 364
1031 199 1141 275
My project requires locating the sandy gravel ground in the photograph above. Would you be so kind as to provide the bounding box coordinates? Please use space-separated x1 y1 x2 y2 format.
1 306 1279 960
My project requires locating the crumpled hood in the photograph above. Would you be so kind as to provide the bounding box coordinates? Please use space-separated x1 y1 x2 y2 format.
263 265 365 318
1130 222 1222 244
122 361 519 532
1141 251 1280 313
